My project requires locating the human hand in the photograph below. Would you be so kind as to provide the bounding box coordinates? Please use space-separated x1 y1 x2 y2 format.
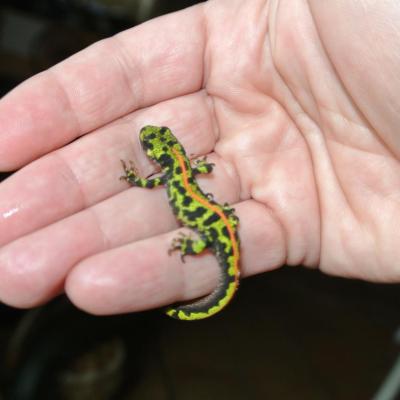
0 0 399 314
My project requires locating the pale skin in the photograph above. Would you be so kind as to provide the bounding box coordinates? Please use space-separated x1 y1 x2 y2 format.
0 0 399 315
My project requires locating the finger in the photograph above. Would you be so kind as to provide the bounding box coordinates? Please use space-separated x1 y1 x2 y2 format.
65 200 285 315
0 91 215 246
0 4 205 170
0 152 239 308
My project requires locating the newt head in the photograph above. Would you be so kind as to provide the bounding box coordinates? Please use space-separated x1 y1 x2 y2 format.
139 125 184 167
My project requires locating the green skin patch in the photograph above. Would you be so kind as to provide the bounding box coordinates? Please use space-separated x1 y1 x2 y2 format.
121 126 240 321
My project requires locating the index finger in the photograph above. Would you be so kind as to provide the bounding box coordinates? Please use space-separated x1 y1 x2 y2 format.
0 4 205 170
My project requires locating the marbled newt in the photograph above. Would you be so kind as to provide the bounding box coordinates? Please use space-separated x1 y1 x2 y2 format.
121 126 240 320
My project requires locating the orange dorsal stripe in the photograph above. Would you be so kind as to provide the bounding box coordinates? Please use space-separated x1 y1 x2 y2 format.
172 148 240 283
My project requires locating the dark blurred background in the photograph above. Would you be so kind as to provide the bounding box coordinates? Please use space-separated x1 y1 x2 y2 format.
1 1 400 399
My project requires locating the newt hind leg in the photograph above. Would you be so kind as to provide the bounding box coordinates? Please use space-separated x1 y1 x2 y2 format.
168 231 209 262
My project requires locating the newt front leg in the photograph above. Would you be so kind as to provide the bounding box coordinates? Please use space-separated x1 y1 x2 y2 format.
120 160 166 188
192 157 215 175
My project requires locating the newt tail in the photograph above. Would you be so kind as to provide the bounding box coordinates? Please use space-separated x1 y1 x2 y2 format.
165 242 240 320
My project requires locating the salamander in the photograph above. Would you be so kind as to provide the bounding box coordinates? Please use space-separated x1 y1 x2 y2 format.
121 126 240 320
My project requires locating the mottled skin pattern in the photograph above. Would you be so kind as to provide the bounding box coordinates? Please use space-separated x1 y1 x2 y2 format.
121 126 240 320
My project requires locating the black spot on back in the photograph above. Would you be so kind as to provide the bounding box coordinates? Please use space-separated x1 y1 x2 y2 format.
172 180 186 195
175 166 182 174
221 225 230 237
159 153 172 166
184 207 207 220
182 196 192 206
203 213 220 226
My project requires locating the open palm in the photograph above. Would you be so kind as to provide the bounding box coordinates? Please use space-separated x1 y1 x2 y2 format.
0 0 399 314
